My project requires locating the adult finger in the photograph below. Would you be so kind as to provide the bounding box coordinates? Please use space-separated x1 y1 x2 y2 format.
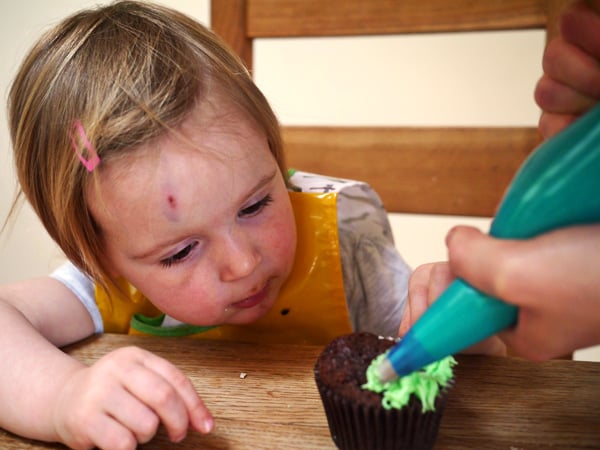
462 335 507 357
541 38 600 100
534 72 597 115
445 226 526 303
560 0 600 58
589 0 600 16
537 111 578 139
448 225 600 307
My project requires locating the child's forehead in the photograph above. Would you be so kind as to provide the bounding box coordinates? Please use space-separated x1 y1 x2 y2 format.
86 134 277 236
171 93 265 143
93 99 274 191
112 97 264 158
88 93 274 209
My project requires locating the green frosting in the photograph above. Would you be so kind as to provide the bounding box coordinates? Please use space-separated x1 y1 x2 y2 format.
362 353 457 412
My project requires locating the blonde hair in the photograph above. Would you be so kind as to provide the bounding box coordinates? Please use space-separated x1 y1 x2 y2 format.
6 0 285 288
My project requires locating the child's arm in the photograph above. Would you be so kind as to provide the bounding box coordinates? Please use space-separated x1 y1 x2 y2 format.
0 277 213 448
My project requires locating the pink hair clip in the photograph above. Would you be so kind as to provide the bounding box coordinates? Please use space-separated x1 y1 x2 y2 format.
71 120 100 172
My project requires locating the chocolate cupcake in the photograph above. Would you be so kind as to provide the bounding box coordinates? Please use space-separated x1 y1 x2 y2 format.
314 332 455 450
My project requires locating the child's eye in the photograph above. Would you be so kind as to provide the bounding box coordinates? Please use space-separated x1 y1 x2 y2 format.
239 194 273 218
160 241 198 268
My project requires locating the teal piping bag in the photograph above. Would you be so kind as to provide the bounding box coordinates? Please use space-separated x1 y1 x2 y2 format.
378 103 600 383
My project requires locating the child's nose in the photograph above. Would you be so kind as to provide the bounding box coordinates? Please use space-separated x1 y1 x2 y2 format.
219 230 261 282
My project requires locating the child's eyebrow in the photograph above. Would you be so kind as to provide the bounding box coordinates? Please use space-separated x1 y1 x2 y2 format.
239 169 278 203
132 169 278 261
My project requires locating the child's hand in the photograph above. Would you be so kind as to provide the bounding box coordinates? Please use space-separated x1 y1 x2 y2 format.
53 346 213 449
399 260 507 357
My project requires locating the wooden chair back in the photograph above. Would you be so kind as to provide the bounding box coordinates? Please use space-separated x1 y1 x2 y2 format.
211 0 574 359
211 0 567 217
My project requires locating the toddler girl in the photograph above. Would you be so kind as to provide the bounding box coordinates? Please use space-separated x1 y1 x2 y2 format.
0 1 410 448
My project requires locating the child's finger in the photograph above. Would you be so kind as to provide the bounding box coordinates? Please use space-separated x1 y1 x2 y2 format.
105 388 160 444
61 404 138 450
136 350 214 437
426 262 454 304
401 263 435 336
87 413 139 450
397 300 412 337
116 361 188 443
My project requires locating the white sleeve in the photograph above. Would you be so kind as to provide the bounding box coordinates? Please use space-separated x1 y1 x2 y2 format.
50 262 104 333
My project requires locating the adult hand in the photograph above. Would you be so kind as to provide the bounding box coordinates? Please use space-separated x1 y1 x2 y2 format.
399 225 600 360
53 346 213 449
444 224 600 360
399 260 507 357
535 0 600 138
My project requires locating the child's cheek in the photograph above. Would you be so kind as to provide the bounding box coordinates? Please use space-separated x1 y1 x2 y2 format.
269 205 298 275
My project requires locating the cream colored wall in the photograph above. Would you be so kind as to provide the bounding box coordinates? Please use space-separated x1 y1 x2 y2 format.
1 1 597 361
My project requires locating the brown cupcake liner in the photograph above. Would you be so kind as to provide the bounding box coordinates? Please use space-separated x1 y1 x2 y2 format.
315 377 452 450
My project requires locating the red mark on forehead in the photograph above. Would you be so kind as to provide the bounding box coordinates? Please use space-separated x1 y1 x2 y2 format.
167 195 177 208
161 187 180 222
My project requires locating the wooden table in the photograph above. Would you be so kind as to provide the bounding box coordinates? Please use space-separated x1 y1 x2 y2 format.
1 334 599 449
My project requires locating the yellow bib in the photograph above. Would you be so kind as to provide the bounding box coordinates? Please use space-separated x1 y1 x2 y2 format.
95 190 352 345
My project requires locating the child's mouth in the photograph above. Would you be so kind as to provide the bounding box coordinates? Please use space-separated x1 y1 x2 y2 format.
230 283 269 309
